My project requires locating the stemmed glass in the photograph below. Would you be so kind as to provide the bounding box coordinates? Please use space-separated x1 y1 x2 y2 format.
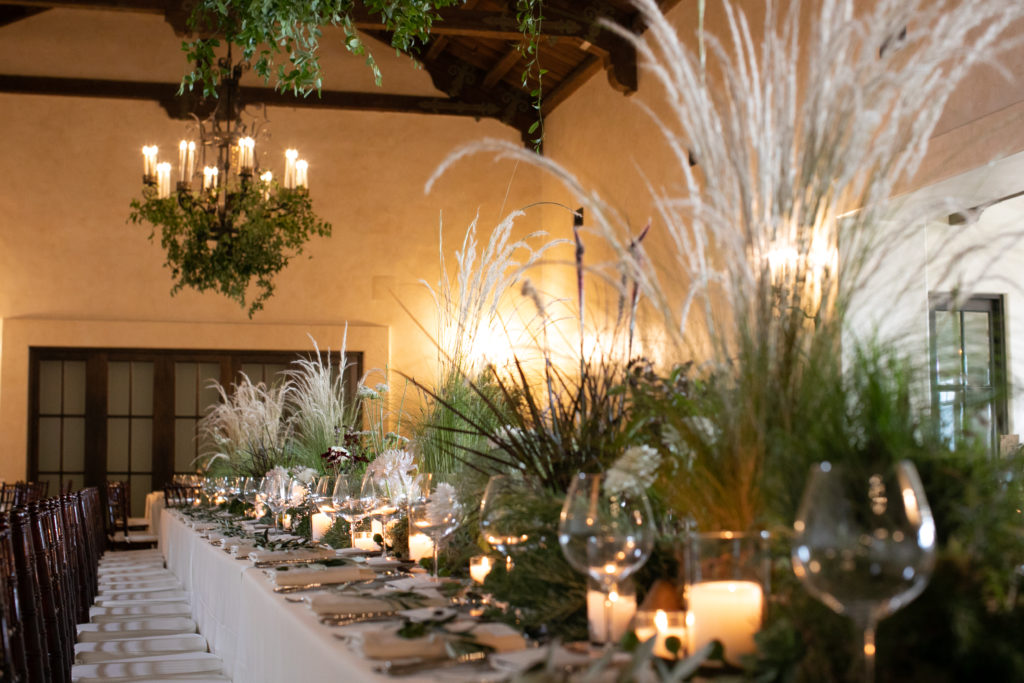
361 471 403 558
791 460 936 682
260 471 289 530
242 477 261 517
558 472 655 646
409 474 462 578
480 474 537 566
333 472 372 550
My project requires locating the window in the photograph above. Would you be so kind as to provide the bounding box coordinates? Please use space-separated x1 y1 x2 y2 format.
929 294 1007 453
29 348 361 515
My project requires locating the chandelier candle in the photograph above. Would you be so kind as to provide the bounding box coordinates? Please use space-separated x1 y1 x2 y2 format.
141 145 158 182
202 166 218 191
238 136 255 174
295 159 308 189
284 149 298 189
156 162 171 199
178 140 196 184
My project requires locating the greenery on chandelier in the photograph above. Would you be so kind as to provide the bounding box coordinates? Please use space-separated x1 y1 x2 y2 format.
128 182 331 317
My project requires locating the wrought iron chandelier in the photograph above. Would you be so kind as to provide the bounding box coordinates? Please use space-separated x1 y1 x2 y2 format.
130 58 331 317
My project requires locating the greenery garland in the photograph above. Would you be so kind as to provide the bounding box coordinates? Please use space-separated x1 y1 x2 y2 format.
128 183 331 317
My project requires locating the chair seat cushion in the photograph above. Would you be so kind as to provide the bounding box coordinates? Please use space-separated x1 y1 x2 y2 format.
88 603 192 622
76 618 196 641
74 634 208 663
71 651 222 681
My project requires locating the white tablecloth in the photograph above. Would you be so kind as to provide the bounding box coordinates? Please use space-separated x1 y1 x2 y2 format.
158 511 432 683
144 491 164 532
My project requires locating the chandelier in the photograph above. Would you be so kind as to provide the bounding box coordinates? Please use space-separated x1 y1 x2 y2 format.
129 59 331 317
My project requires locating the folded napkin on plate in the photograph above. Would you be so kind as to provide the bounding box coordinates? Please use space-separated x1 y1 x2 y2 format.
247 548 335 565
307 594 396 617
229 543 257 557
358 621 526 660
335 547 370 558
269 565 375 587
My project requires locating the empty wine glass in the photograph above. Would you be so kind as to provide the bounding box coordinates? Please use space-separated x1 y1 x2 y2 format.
558 472 655 646
409 474 463 578
480 475 538 565
361 470 403 558
242 477 261 517
260 471 289 530
333 472 372 550
791 460 936 682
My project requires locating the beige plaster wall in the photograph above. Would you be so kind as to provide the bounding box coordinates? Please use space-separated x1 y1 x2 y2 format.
0 9 545 480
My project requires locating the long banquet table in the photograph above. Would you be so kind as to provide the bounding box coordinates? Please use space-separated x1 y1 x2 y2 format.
159 509 427 683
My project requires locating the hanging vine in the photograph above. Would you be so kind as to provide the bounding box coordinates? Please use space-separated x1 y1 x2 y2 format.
515 0 546 151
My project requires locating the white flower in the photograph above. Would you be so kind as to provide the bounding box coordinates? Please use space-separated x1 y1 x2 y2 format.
605 445 662 495
290 466 317 484
367 449 418 498
375 383 389 395
425 483 460 527
356 385 378 400
267 465 289 480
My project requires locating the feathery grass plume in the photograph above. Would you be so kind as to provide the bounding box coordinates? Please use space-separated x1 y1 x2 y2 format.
196 373 293 477
283 332 363 473
428 0 1024 528
413 210 565 473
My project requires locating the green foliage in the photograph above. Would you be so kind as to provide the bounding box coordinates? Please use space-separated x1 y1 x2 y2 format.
515 0 545 150
128 182 331 317
180 0 463 98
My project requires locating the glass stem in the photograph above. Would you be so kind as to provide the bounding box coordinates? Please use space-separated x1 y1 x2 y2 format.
861 620 877 683
432 542 440 578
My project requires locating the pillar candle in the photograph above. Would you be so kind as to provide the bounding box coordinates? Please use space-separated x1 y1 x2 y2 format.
353 531 379 551
687 580 763 659
295 159 308 188
311 512 331 542
586 587 637 644
408 533 434 561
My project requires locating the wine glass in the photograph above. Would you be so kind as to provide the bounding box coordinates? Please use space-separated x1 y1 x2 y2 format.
479 475 538 565
260 471 289 530
361 470 403 558
791 460 936 682
558 472 655 646
242 477 261 517
334 472 372 550
409 474 463 578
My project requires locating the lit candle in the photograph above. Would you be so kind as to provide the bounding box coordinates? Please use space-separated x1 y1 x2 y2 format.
409 533 434 561
202 166 219 191
635 609 688 659
156 162 171 198
687 580 763 659
311 512 332 542
295 159 308 189
142 145 158 180
284 148 298 189
353 531 379 551
281 513 292 530
469 555 493 584
178 140 196 185
258 170 273 199
238 136 255 173
586 587 637 644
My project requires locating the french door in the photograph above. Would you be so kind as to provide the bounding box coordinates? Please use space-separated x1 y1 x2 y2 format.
28 347 360 515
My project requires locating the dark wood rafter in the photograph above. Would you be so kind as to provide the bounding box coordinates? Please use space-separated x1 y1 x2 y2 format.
0 0 683 146
0 73 509 122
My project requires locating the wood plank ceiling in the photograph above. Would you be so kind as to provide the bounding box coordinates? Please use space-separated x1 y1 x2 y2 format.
0 0 680 145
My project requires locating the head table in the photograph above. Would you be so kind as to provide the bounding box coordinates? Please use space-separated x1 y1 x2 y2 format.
158 509 445 683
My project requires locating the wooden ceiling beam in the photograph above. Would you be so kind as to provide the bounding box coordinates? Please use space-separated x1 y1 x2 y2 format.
0 0 166 11
0 74 507 122
482 46 521 89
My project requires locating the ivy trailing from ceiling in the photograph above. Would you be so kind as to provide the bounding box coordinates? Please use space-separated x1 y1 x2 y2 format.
179 0 549 146
515 0 545 151
129 183 331 317
179 0 464 97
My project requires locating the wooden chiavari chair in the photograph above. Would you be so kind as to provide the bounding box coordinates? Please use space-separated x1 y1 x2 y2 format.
104 483 157 550
10 507 50 683
0 516 27 683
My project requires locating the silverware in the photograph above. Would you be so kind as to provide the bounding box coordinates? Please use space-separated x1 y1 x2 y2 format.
374 650 488 676
318 611 399 626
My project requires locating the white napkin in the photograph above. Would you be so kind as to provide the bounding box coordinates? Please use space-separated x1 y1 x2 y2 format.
306 593 397 617
269 565 375 587
247 548 335 565
358 621 526 660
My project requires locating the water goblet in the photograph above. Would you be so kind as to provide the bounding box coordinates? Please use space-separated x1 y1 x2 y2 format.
558 471 655 647
409 474 462 578
361 470 402 558
260 471 289 530
791 460 936 682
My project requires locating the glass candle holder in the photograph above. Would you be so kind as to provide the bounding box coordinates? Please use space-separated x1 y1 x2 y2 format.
586 577 637 645
686 530 770 662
